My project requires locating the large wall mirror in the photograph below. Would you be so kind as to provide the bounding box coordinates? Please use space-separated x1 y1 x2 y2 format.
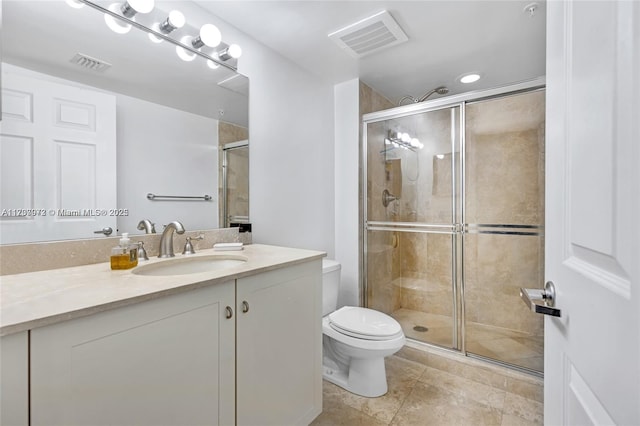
0 0 249 244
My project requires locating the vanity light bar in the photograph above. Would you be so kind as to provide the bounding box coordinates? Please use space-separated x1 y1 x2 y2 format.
74 0 241 71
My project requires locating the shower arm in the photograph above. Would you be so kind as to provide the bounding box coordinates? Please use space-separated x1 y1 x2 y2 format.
398 86 450 106
417 89 438 103
397 95 417 106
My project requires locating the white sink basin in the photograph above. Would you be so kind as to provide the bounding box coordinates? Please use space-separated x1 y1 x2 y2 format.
132 255 247 276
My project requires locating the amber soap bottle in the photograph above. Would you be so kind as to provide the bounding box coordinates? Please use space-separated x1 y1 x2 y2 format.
110 233 138 270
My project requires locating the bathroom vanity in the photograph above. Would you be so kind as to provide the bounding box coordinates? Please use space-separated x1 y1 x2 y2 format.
0 244 323 426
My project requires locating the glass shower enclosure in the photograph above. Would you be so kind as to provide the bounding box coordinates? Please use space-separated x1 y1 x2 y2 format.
363 81 545 374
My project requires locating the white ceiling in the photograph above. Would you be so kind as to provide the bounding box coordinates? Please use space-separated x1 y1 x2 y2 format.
195 0 547 104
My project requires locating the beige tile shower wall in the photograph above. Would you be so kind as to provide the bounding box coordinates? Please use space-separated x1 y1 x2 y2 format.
219 121 249 145
465 91 545 225
398 232 453 317
464 90 545 335
464 234 544 335
361 83 401 313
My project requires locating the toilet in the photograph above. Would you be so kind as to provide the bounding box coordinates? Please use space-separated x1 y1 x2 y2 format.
322 259 405 398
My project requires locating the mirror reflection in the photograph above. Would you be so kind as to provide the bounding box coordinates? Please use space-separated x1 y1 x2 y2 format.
0 0 249 244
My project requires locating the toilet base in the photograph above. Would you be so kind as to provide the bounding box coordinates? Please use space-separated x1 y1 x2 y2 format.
322 356 388 398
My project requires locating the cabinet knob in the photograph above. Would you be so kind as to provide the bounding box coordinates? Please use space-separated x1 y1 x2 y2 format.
241 301 250 313
225 306 233 319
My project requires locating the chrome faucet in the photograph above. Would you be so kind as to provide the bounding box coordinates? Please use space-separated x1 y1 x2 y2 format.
137 219 156 234
158 221 185 258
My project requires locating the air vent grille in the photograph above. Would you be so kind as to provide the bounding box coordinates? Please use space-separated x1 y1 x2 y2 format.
70 53 112 72
329 10 408 58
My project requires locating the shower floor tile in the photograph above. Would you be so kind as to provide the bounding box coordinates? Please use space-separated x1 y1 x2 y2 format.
390 308 454 348
390 308 544 373
311 346 543 426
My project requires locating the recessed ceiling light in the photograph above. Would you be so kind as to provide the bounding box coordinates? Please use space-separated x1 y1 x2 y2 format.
460 73 481 84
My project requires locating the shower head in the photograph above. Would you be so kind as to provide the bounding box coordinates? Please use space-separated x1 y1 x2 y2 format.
417 86 449 102
397 86 449 106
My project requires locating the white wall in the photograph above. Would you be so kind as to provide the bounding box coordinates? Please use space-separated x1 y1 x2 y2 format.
334 79 360 307
116 94 219 235
178 2 337 256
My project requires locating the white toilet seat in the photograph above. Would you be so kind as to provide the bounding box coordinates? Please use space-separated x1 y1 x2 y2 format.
328 306 403 341
322 317 405 351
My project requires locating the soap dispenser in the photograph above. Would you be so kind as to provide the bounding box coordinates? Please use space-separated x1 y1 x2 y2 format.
110 233 139 270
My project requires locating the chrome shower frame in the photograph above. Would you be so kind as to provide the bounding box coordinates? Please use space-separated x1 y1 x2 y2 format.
361 77 546 373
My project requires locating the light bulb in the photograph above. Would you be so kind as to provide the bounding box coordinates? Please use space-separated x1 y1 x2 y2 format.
148 23 163 43
176 36 196 61
66 0 85 9
410 138 420 147
219 44 242 60
401 133 411 143
105 3 131 34
192 24 221 49
159 10 185 33
207 60 220 70
121 0 154 18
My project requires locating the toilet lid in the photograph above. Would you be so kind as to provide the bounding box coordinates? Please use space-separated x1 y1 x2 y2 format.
328 306 403 340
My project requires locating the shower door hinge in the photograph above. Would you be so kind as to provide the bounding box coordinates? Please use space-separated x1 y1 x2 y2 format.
454 223 463 234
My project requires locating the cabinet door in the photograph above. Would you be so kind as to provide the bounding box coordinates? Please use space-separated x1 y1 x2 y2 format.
236 260 323 426
30 282 235 426
1 332 28 425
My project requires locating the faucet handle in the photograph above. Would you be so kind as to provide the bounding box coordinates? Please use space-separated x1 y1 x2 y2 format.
137 219 156 234
182 235 203 255
137 241 149 261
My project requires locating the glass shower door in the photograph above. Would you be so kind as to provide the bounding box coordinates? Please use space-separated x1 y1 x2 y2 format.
365 106 461 349
222 141 249 228
463 90 546 372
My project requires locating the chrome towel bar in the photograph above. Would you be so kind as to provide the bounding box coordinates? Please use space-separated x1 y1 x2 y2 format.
147 193 212 201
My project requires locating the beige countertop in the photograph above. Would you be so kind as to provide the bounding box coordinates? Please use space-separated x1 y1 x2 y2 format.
0 244 325 336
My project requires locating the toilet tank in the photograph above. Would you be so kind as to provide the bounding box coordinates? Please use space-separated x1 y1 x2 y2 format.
322 259 341 316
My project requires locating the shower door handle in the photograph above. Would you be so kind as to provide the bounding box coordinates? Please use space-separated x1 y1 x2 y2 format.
520 281 561 317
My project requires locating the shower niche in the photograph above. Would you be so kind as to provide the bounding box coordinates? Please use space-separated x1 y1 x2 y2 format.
363 83 545 374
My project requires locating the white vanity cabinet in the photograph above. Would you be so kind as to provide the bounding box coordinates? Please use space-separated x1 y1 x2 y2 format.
22 257 322 426
30 281 236 426
236 260 322 426
1 332 29 425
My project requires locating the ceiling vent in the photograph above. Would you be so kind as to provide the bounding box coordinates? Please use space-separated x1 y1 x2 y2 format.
70 53 112 72
329 10 408 58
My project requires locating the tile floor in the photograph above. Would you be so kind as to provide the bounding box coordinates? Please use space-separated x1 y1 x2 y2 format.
310 345 543 426
391 308 544 373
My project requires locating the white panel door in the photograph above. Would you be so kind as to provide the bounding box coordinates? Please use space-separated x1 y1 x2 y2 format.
545 1 639 425
0 65 116 243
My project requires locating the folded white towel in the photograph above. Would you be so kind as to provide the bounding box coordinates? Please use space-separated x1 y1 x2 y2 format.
213 242 244 251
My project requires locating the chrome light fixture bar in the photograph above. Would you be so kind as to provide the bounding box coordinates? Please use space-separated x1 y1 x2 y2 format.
76 0 240 71
383 130 424 152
